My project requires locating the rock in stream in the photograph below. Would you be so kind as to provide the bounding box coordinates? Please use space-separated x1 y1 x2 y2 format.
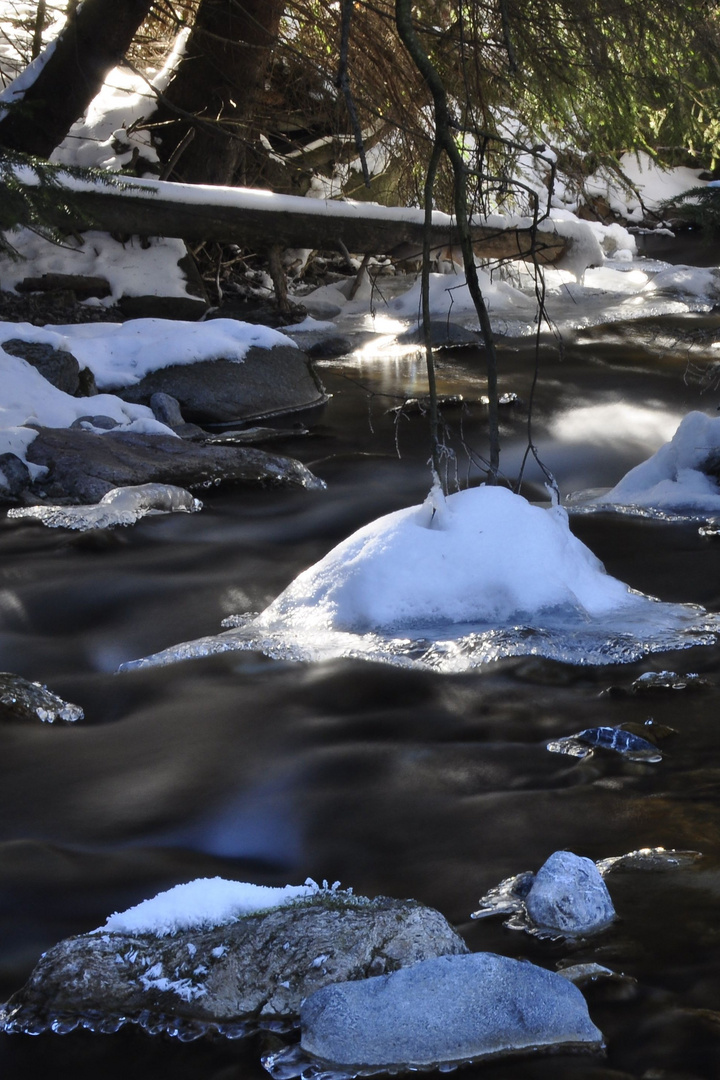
264 953 604 1078
0 891 468 1040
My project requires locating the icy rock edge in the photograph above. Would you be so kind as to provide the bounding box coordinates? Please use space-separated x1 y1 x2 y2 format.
263 953 604 1080
0 892 468 1041
7 483 202 531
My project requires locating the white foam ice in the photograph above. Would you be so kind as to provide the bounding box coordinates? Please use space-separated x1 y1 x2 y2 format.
121 486 719 673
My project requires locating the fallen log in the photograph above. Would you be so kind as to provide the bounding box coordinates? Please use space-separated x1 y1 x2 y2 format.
20 172 574 265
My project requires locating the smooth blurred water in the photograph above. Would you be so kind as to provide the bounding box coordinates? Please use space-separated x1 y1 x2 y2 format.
1 286 720 1078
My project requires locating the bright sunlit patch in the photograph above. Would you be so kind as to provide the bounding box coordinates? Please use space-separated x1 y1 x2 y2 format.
551 402 680 449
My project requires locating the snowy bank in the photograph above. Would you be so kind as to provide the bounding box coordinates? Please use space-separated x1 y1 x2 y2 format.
0 318 297 476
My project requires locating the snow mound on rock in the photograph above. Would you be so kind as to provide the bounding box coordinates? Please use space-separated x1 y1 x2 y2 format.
122 485 720 672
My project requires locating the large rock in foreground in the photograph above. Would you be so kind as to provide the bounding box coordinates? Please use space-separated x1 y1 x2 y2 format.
118 346 328 424
295 953 603 1073
1 894 468 1040
26 428 323 504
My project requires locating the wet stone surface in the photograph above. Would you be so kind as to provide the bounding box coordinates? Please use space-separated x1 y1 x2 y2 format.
25 427 324 504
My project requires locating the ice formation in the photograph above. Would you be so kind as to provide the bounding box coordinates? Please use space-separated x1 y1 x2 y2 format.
7 484 202 531
122 485 720 673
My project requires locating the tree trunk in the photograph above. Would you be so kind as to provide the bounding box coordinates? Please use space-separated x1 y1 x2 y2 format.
155 0 285 186
0 0 154 157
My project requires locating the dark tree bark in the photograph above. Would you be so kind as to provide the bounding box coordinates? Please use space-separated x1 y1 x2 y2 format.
155 0 285 185
0 0 155 157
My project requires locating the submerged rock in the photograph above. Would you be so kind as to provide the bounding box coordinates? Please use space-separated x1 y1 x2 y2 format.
265 953 603 1077
118 346 328 424
472 850 615 939
0 673 83 723
25 427 324 503
546 725 663 763
7 484 202 531
396 321 479 348
0 893 468 1039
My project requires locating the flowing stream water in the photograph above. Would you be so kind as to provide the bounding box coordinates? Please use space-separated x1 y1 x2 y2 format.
1 255 720 1078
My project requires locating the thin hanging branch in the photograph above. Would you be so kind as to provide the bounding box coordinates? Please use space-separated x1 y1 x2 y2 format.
336 0 371 188
421 138 444 480
395 0 501 484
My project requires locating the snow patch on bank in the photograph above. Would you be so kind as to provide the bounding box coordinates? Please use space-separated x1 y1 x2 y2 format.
0 230 191 302
0 317 295 388
0 350 172 477
97 878 322 936
0 317 295 472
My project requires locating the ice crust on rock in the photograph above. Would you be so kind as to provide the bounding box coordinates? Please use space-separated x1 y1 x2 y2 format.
121 484 720 672
0 672 83 724
7 483 202 531
525 851 616 936
294 953 603 1072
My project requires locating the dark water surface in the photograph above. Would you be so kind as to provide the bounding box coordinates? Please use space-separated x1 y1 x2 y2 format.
1 315 720 1078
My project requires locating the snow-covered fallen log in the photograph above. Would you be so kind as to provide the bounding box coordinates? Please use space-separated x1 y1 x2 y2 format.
15 169 577 265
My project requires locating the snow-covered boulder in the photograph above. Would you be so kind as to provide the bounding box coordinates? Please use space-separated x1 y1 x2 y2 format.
598 411 720 515
0 885 468 1040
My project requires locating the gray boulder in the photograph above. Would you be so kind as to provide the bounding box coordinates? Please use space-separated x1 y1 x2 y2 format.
118 346 328 425
1 894 468 1039
397 321 479 348
298 953 603 1071
0 453 31 500
26 427 323 504
2 339 81 395
525 851 616 936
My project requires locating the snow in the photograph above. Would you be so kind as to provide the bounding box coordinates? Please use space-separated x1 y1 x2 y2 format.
255 485 652 633
0 39 57 121
0 349 173 477
594 411 720 514
0 230 191 302
0 317 295 472
0 317 295 389
388 269 534 322
97 878 321 936
585 151 708 222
